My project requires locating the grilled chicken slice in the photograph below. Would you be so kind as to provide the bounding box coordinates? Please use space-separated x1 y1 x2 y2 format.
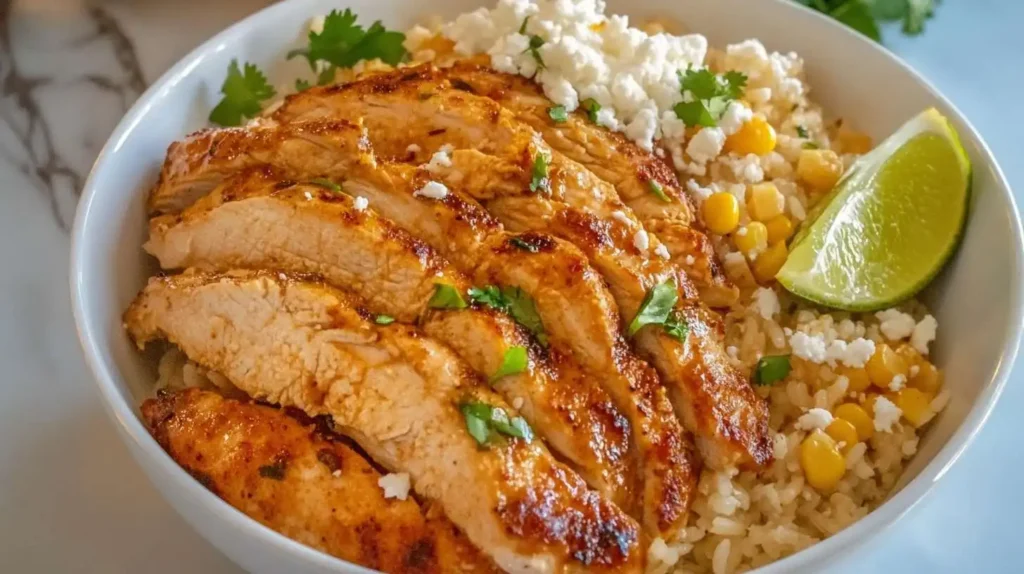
147 121 698 542
145 167 633 505
269 78 771 469
125 270 643 573
141 388 496 573
272 64 737 308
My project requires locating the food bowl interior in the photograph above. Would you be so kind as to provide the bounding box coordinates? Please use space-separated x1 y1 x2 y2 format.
71 0 1021 572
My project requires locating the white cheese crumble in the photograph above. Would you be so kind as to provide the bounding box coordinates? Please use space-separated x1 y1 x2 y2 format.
889 374 907 392
424 147 454 172
685 127 726 164
751 287 780 320
823 338 875 368
654 244 671 259
633 229 650 251
872 396 902 433
790 331 827 363
413 181 450 200
378 472 411 500
685 254 696 266
352 196 369 211
610 210 632 226
795 408 833 431
876 309 916 341
911 315 938 355
406 143 422 155
443 0 707 152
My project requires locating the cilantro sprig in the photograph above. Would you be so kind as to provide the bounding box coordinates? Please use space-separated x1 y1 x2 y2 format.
208 60 276 127
461 401 533 446
529 151 551 193
673 67 747 128
428 283 468 310
794 0 938 42
628 279 689 342
491 346 529 382
753 355 791 386
469 285 548 346
288 9 407 71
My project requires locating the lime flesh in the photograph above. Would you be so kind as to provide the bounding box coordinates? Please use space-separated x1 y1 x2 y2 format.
777 108 971 311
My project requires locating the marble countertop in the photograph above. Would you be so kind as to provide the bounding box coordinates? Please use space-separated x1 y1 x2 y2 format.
1 0 1020 571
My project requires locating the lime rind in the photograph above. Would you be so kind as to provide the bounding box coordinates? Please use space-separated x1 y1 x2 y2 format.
777 108 972 311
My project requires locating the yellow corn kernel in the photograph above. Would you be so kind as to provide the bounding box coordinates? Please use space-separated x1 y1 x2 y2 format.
752 241 788 283
896 344 924 369
835 402 874 440
747 182 785 222
800 430 846 491
894 388 934 428
702 192 741 235
865 344 909 389
836 127 873 155
733 222 768 255
825 418 859 454
764 215 794 244
725 115 777 156
910 361 943 394
837 366 871 393
796 149 844 193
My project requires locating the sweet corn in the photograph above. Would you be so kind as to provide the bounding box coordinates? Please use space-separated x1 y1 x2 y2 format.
838 366 871 393
836 127 873 155
725 115 777 156
800 430 846 491
895 388 933 427
796 149 844 193
703 192 741 235
866 344 909 389
896 344 924 369
826 418 859 454
734 222 768 255
752 241 788 283
910 361 943 394
764 215 794 244
747 182 785 222
835 402 874 440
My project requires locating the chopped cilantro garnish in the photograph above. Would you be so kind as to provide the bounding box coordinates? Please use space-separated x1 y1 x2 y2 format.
288 9 406 70
295 64 338 92
663 311 690 342
258 457 288 480
673 67 747 128
374 314 395 325
548 105 568 123
753 355 791 386
428 283 468 310
795 0 938 42
469 285 548 346
796 125 809 138
308 177 341 191
208 60 276 127
581 98 601 123
519 16 530 34
517 20 546 69
802 141 820 149
510 236 540 252
529 151 551 193
491 346 528 382
648 180 671 202
460 401 533 445
628 280 679 336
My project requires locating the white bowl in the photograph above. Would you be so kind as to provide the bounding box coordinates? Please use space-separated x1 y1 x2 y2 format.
69 0 1023 572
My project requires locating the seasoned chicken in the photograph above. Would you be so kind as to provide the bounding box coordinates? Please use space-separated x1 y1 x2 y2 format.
272 63 737 308
145 167 634 505
141 388 497 573
148 122 699 542
125 270 643 573
268 76 772 469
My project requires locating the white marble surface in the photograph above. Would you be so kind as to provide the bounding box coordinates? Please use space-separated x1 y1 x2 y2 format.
1 0 1021 572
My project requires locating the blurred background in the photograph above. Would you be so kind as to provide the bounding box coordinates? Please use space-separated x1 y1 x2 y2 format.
0 0 1020 572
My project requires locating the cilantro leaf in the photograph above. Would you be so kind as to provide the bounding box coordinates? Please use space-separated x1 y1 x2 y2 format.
663 311 689 342
208 60 276 127
530 151 550 193
308 177 341 191
796 125 810 138
628 280 679 336
374 314 395 325
903 0 934 34
524 34 546 68
581 98 601 123
648 180 671 202
674 67 747 128
753 355 791 386
491 346 528 382
798 0 938 42
460 401 533 445
548 105 568 123
468 285 505 309
428 283 468 310
288 9 407 71
510 236 540 252
831 0 882 41
673 100 716 128
469 285 548 346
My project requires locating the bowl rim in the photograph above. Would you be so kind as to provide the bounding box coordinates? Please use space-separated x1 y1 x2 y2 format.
69 0 1024 572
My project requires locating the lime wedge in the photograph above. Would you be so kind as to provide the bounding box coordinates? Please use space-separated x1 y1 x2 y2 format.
777 108 971 311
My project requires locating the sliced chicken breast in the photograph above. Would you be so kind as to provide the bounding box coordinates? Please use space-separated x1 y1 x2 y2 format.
147 122 698 542
270 80 772 469
272 64 737 307
145 167 633 505
141 388 497 573
125 270 643 573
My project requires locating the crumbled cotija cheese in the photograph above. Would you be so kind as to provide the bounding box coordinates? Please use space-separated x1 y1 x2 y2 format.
424 145 454 172
752 287 780 320
795 408 833 431
654 244 671 259
353 196 369 211
790 331 827 363
823 338 875 368
378 472 411 500
876 309 916 341
911 315 938 355
633 229 650 251
872 396 902 433
414 181 450 199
